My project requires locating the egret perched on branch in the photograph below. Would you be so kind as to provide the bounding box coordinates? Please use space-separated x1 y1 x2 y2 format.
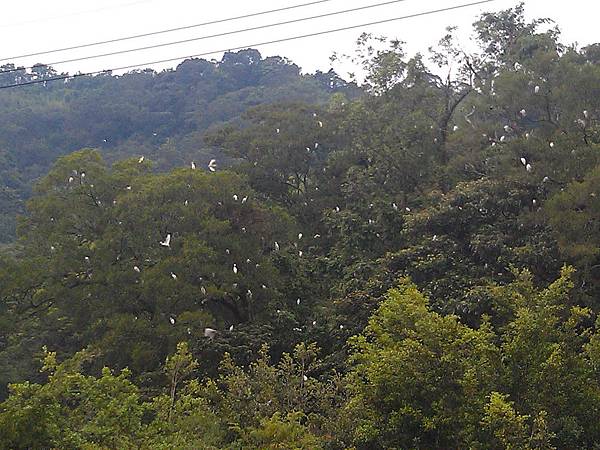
138 156 144 163
204 328 217 338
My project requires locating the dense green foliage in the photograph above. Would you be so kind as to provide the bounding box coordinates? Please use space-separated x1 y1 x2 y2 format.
2 4 600 448
0 49 358 242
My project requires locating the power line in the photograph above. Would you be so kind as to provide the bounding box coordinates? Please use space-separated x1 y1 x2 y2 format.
1 0 414 74
0 0 339 62
0 0 495 91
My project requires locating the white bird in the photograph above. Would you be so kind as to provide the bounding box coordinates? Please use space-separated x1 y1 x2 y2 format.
81 172 86 179
453 125 459 132
233 194 238 201
169 316 176 325
171 272 177 280
534 85 540 94
191 161 196 170
229 325 234 331
317 120 323 128
225 248 230 255
314 142 319 149
201 286 207 295
514 62 522 71
160 233 171 247
247 289 252 298
464 106 476 126
274 241 280 251
526 163 533 172
504 125 511 133
549 142 555 148
84 256 90 263
303 374 308 382
204 327 217 338
520 109 527 117
584 110 589 119
233 264 238 274
276 128 280 134
542 176 550 183
241 196 248 203
500 135 506 142
208 159 217 172
133 266 141 273
138 156 145 163
126 185 132 190
335 206 340 212
312 320 317 326
520 157 527 166
314 234 321 239
298 233 303 240
532 199 537 206
298 251 303 257
525 133 530 139
339 324 344 330
296 298 301 305
392 202 398 211
184 200 188 206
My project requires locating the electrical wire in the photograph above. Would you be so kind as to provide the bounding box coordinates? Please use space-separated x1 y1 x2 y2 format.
1 0 413 74
0 0 496 90
0 0 339 62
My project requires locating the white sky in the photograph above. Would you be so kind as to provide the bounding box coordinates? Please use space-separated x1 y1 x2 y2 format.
0 0 597 79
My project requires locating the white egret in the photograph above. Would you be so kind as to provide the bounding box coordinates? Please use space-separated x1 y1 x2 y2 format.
526 163 533 172
233 264 238 274
133 266 140 273
191 161 196 170
171 272 177 280
208 159 217 172
169 316 176 325
138 156 144 163
160 233 171 247
204 328 217 338
274 241 280 251
229 325 234 331
520 157 527 166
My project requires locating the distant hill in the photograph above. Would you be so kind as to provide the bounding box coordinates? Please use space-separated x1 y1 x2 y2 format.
0 49 361 242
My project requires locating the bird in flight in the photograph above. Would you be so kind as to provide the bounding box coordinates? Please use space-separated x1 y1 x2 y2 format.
160 233 171 247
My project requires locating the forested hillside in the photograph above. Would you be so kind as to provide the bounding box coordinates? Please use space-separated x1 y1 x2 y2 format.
2 4 600 449
0 49 358 243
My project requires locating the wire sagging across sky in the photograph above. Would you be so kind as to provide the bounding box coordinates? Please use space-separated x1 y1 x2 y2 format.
0 0 340 62
0 0 496 90
0 0 417 74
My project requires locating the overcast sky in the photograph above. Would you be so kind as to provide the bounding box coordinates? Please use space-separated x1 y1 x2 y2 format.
0 0 597 79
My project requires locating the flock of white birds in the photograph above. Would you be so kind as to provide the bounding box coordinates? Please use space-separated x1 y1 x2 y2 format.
66 99 591 340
